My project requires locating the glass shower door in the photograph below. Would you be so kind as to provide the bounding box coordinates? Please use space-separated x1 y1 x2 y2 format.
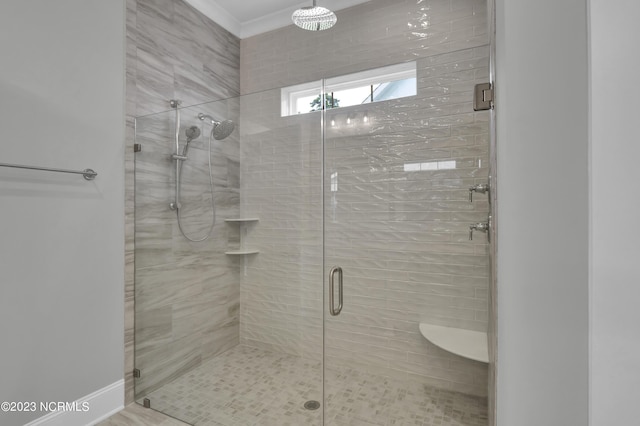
322 47 491 425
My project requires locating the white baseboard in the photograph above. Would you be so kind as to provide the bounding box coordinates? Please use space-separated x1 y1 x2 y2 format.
24 379 124 426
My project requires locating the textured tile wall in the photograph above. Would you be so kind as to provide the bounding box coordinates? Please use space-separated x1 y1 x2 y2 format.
240 0 489 397
241 0 487 94
125 0 240 402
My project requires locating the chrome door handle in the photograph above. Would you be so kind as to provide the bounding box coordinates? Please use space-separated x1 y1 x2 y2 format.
329 266 343 316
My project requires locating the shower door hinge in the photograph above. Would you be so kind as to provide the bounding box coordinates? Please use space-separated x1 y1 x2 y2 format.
134 144 142 153
473 83 494 111
133 368 141 378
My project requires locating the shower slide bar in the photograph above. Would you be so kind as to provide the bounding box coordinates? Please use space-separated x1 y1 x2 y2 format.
0 162 97 180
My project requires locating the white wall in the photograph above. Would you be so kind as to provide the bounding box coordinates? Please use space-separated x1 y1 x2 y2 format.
495 0 590 425
0 1 125 425
589 1 640 424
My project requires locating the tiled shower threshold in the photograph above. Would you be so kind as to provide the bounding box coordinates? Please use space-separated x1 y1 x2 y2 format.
135 345 487 426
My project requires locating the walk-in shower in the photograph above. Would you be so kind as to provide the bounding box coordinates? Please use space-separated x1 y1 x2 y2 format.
135 48 491 426
132 0 493 425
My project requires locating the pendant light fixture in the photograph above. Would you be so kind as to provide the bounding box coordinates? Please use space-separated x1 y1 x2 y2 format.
292 0 337 31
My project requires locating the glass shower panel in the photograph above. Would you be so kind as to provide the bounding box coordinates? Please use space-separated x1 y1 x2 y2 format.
133 96 243 422
323 47 491 425
134 87 324 425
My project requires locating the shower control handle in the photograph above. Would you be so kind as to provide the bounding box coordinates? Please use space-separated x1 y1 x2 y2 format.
329 266 343 316
469 221 490 241
469 183 490 202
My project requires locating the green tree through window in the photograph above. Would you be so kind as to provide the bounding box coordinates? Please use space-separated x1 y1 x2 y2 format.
310 93 339 111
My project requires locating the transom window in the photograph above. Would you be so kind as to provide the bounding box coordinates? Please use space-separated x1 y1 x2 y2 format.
281 62 417 116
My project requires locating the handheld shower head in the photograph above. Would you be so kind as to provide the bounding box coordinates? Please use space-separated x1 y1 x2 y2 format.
178 126 201 157
198 113 235 140
185 126 201 142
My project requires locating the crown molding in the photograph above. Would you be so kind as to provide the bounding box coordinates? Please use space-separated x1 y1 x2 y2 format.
183 0 242 37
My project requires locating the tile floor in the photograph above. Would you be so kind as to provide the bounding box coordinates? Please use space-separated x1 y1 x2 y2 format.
98 402 189 426
123 345 487 426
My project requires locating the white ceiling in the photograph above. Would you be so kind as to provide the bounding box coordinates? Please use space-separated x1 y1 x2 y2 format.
184 0 371 39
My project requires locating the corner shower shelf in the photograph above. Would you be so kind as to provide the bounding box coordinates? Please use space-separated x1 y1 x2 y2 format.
225 249 260 255
224 218 259 256
419 323 488 364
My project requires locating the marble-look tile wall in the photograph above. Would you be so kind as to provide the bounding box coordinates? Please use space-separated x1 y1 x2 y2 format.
240 0 489 396
125 0 240 401
132 0 240 116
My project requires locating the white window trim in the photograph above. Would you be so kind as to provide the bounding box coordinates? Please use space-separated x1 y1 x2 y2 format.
281 80 322 116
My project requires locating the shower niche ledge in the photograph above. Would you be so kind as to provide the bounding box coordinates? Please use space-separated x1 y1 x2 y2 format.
419 323 488 363
225 249 259 255
224 218 259 255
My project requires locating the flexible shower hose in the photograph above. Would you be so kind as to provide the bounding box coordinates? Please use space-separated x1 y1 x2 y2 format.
174 107 216 242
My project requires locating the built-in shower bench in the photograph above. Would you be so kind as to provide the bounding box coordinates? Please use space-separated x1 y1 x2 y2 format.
419 323 488 363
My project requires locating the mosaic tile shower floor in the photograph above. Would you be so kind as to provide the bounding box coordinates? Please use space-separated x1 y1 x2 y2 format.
140 345 487 426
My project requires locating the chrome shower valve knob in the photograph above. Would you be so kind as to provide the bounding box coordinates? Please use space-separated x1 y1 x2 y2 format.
469 183 490 202
469 221 490 241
